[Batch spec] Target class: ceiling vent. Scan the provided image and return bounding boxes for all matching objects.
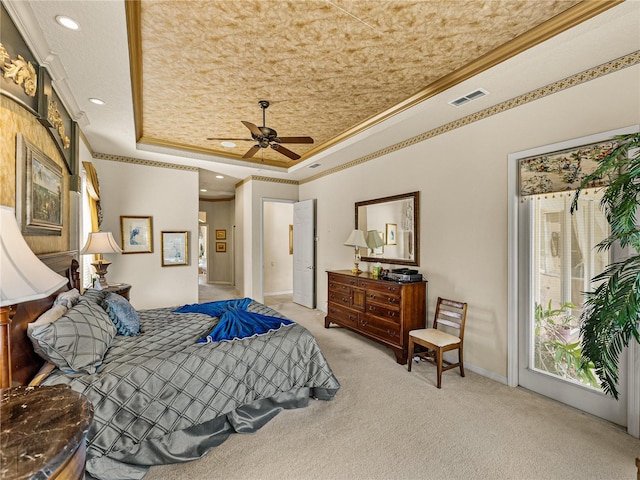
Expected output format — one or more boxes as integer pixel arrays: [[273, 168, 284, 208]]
[[308, 163, 321, 169], [448, 88, 489, 107]]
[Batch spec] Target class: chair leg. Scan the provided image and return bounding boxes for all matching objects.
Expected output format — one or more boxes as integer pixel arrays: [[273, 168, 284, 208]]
[[407, 338, 414, 372], [436, 348, 443, 389], [459, 345, 465, 377]]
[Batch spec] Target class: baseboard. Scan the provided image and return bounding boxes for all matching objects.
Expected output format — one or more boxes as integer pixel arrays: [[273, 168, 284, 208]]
[[264, 290, 293, 296]]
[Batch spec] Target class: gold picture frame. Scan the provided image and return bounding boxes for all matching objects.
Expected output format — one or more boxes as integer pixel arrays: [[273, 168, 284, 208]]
[[215, 229, 226, 240], [216, 242, 226, 253], [120, 216, 153, 254], [386, 223, 397, 245], [161, 231, 188, 266], [289, 224, 293, 255]]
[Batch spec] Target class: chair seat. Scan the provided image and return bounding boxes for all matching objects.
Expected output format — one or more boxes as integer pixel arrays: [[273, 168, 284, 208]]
[[410, 328, 461, 347]]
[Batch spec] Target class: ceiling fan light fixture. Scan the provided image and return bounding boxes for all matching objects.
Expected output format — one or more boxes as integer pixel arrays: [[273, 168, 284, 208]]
[[220, 141, 236, 148]]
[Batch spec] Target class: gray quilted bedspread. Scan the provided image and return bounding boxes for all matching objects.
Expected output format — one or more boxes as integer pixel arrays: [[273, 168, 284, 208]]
[[42, 300, 339, 479]]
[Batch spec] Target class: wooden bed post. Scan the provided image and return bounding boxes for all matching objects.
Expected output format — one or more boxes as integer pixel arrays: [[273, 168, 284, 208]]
[[0, 305, 12, 388]]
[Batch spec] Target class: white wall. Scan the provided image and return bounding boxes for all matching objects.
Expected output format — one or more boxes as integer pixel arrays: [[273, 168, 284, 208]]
[[199, 199, 234, 284], [91, 158, 199, 309], [300, 65, 640, 380], [263, 201, 294, 294]]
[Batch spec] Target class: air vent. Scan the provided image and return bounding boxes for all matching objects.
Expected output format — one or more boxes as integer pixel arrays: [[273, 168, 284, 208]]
[[448, 88, 489, 108], [308, 163, 321, 169]]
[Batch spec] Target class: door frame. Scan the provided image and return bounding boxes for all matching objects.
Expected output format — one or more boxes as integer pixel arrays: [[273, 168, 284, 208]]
[[260, 198, 295, 302], [507, 126, 640, 437]]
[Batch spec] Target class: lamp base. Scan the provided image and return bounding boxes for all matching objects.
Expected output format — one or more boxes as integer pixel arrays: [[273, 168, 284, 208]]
[[351, 262, 362, 275], [91, 260, 111, 288]]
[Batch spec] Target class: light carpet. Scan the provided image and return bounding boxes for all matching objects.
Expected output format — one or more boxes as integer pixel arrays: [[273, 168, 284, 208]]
[[145, 297, 639, 480]]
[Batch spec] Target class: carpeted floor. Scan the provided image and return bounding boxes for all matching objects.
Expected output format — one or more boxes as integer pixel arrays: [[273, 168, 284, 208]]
[[144, 286, 640, 480]]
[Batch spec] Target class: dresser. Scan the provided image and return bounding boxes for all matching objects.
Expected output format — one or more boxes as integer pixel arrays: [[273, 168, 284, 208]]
[[325, 270, 427, 364]]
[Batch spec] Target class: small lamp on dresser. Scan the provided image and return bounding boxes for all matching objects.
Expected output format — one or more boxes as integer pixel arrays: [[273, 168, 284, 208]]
[[0, 206, 68, 388], [80, 231, 122, 287], [344, 229, 369, 274]]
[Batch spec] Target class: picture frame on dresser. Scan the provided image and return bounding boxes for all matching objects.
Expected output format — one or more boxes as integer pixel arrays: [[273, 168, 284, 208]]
[[120, 216, 153, 254], [15, 134, 63, 236]]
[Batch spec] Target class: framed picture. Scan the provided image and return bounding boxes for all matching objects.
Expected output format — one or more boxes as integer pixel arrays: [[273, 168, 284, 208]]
[[386, 223, 397, 245], [161, 231, 188, 266], [215, 229, 226, 240], [15, 134, 63, 236], [216, 242, 226, 253], [120, 216, 153, 253]]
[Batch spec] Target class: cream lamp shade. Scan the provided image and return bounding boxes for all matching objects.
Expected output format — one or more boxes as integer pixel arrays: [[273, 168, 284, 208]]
[[366, 230, 384, 252], [344, 229, 368, 274], [0, 206, 67, 307], [80, 231, 122, 287], [0, 205, 68, 388]]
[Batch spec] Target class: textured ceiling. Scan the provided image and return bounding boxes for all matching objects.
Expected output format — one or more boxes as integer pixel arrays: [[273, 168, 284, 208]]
[[129, 0, 589, 168]]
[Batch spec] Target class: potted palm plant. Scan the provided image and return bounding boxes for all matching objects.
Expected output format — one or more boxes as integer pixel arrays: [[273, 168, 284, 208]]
[[570, 131, 640, 399]]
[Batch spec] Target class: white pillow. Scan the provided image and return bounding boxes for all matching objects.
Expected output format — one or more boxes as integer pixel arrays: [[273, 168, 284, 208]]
[[27, 304, 68, 335], [54, 288, 80, 309]]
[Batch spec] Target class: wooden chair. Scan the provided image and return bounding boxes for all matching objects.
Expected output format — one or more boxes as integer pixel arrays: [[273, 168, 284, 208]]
[[407, 297, 468, 388]]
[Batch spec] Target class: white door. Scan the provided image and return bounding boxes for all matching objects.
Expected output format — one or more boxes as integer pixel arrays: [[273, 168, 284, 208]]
[[293, 199, 315, 308], [517, 192, 627, 426]]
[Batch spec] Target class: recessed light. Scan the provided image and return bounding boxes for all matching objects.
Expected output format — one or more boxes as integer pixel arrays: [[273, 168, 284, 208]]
[[220, 141, 236, 148], [200, 189, 207, 192], [216, 175, 224, 179], [89, 98, 105, 105], [56, 15, 80, 30]]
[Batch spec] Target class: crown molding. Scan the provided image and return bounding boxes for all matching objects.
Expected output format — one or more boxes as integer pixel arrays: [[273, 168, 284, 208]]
[[94, 152, 198, 171]]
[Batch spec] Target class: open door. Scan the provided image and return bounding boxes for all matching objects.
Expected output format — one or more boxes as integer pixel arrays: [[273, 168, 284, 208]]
[[293, 199, 315, 308]]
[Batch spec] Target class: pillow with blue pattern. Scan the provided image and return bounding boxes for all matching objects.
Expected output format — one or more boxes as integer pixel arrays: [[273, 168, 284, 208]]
[[104, 292, 140, 336]]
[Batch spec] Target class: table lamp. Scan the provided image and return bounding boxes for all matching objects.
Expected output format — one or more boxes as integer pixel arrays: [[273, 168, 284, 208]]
[[80, 232, 122, 287], [366, 230, 384, 254], [344, 229, 368, 274], [0, 205, 68, 388]]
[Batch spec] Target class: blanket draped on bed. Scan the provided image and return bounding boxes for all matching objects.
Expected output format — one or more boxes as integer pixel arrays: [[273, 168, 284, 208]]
[[42, 300, 340, 480], [173, 298, 295, 343]]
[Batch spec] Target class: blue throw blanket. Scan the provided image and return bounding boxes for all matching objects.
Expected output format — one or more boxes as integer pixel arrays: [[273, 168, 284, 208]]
[[173, 298, 295, 343]]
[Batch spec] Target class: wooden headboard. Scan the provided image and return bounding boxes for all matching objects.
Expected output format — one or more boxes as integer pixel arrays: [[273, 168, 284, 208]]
[[7, 252, 80, 386]]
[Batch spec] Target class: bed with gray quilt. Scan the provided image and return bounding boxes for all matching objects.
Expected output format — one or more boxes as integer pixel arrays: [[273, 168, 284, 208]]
[[35, 297, 340, 480]]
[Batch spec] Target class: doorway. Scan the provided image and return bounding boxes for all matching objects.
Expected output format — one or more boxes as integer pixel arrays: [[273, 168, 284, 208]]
[[262, 200, 294, 303], [198, 224, 208, 284]]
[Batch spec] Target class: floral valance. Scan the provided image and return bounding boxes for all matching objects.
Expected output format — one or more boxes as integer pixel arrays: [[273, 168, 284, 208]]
[[519, 139, 618, 196]]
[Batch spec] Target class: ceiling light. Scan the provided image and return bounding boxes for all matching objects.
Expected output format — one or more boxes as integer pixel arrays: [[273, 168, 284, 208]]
[[89, 98, 105, 105], [55, 15, 80, 30], [200, 189, 207, 192], [215, 175, 224, 179], [220, 141, 236, 148]]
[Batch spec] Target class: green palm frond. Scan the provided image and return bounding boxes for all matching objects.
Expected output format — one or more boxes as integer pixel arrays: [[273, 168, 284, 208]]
[[571, 132, 640, 399]]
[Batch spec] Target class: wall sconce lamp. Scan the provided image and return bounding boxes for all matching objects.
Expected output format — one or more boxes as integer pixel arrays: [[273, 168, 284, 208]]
[[344, 229, 368, 274], [0, 206, 68, 388], [80, 232, 122, 287]]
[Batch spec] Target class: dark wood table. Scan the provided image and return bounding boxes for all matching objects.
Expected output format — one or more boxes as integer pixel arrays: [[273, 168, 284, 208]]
[[1, 385, 93, 479]]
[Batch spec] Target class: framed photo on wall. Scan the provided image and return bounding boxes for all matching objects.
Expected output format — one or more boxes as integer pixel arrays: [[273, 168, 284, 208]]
[[216, 242, 226, 253], [215, 229, 226, 240], [161, 231, 188, 266], [120, 215, 153, 253], [15, 134, 63, 236], [386, 223, 397, 245]]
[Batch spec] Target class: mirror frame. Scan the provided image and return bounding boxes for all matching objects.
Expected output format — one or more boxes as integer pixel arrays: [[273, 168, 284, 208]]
[[355, 191, 420, 267]]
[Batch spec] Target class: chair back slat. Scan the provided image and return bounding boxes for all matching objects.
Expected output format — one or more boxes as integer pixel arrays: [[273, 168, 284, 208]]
[[437, 318, 461, 330], [433, 297, 468, 341]]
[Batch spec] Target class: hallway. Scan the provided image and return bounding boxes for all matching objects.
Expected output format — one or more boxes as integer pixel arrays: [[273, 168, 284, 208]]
[[198, 280, 293, 307]]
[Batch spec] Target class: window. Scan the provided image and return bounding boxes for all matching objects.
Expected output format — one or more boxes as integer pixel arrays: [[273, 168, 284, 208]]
[[80, 167, 93, 288]]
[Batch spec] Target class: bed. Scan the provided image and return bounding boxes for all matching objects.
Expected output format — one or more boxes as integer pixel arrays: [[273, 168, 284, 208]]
[[6, 253, 340, 480]]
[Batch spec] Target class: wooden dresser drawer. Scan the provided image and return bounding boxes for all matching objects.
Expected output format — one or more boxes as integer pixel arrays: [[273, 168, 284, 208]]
[[328, 290, 351, 308], [360, 315, 400, 342], [327, 303, 359, 327], [365, 289, 400, 308], [365, 302, 401, 323], [358, 279, 401, 296]]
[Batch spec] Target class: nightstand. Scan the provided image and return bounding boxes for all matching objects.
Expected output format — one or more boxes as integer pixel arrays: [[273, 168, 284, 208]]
[[1, 385, 93, 480], [103, 283, 131, 300]]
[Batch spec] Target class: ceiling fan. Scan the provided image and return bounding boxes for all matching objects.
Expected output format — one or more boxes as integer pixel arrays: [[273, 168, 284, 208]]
[[207, 100, 314, 161]]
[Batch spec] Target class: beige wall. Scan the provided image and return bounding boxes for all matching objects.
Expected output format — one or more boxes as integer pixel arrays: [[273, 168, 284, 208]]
[[91, 157, 199, 309], [300, 64, 640, 381], [199, 198, 234, 284], [263, 201, 294, 295]]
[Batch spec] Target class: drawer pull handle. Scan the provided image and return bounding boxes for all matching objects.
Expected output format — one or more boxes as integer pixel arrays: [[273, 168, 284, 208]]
[[388, 312, 396, 318]]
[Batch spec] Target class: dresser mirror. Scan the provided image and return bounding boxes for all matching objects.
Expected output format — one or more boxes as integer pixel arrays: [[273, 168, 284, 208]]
[[355, 191, 419, 267]]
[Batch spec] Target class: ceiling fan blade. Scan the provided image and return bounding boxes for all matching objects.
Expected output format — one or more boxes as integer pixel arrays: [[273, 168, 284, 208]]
[[277, 136, 314, 144], [271, 144, 300, 160], [206, 137, 254, 141], [241, 121, 263, 138], [242, 145, 261, 159]]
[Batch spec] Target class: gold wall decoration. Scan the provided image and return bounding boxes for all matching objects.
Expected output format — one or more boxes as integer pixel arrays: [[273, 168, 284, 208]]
[[47, 99, 70, 149], [0, 42, 37, 97]]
